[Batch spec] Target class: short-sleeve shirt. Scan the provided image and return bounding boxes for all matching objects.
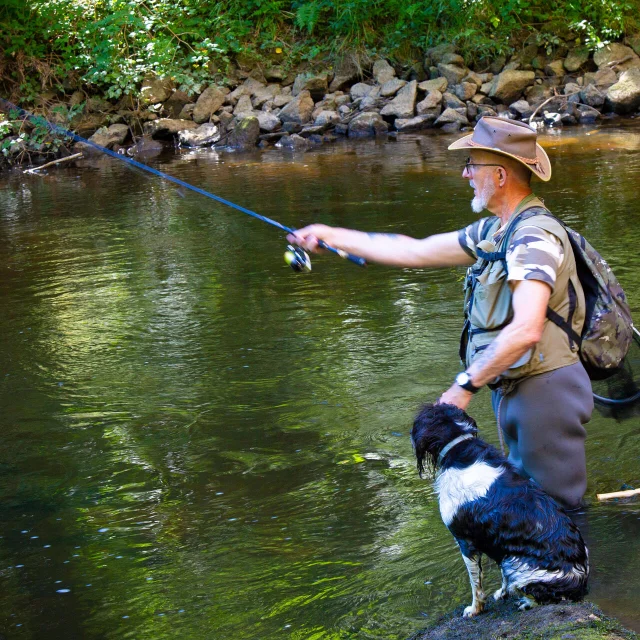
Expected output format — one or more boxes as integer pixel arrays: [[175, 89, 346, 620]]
[[458, 217, 564, 292]]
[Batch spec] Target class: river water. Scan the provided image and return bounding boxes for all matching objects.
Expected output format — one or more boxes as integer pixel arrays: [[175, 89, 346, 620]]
[[1, 124, 640, 638]]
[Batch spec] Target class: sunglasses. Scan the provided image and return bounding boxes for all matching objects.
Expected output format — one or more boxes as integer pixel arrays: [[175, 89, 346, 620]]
[[464, 157, 504, 172]]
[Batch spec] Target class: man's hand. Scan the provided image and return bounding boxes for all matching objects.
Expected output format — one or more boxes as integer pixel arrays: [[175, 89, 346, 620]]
[[438, 384, 473, 410], [286, 224, 332, 254]]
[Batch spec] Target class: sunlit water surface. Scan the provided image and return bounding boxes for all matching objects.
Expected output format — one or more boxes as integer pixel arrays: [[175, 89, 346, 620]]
[[1, 123, 640, 638]]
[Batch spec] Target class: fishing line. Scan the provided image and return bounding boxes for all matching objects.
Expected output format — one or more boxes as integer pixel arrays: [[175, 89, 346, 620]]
[[1, 97, 366, 271]]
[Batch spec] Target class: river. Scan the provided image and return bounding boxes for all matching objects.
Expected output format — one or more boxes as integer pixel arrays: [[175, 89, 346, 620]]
[[1, 123, 639, 638]]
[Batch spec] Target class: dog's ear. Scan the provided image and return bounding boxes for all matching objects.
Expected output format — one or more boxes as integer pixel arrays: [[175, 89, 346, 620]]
[[455, 415, 478, 434]]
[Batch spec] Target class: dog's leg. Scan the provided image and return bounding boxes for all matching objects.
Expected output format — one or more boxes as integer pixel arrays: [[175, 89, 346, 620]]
[[460, 550, 485, 617], [493, 566, 509, 601]]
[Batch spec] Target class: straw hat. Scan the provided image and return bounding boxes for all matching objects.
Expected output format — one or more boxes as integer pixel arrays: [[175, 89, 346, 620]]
[[448, 116, 552, 182]]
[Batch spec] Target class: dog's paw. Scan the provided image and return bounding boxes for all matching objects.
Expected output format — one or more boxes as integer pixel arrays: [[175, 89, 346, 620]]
[[462, 604, 484, 618], [493, 587, 508, 601], [516, 596, 536, 611]]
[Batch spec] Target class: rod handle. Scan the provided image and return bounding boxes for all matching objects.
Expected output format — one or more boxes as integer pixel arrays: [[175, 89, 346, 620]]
[[317, 240, 367, 267]]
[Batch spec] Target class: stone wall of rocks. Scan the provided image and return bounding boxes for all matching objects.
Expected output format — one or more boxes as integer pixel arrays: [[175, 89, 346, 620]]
[[4, 37, 640, 163]]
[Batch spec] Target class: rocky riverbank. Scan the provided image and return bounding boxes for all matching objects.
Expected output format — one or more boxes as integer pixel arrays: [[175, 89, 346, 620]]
[[409, 599, 638, 640], [3, 38, 640, 166]]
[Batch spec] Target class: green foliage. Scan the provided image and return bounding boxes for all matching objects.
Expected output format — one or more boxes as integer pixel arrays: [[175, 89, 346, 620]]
[[1, 0, 639, 102], [0, 106, 80, 165]]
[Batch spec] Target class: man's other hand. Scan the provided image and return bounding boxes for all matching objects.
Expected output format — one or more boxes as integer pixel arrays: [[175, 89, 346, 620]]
[[438, 384, 473, 411]]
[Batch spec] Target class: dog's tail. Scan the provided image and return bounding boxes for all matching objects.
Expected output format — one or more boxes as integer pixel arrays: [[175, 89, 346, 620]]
[[520, 561, 589, 604]]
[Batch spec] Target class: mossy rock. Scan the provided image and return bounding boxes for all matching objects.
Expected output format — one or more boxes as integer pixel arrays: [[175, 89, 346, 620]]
[[408, 600, 637, 640]]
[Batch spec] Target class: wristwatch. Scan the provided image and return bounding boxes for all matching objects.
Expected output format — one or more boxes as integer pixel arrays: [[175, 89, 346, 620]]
[[455, 371, 481, 394]]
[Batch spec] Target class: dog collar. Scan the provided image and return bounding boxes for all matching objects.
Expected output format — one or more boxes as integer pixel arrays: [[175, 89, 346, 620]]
[[438, 434, 475, 466]]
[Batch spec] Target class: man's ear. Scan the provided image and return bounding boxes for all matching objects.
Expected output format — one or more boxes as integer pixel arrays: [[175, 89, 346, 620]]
[[497, 166, 507, 187]]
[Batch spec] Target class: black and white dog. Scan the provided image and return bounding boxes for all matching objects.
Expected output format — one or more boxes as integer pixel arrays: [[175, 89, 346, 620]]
[[411, 403, 589, 617]]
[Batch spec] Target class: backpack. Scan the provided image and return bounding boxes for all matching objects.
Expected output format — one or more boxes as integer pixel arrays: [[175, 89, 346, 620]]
[[475, 206, 634, 380]]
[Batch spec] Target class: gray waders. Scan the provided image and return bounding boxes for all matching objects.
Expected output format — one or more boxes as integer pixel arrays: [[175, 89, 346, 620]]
[[491, 361, 593, 510]]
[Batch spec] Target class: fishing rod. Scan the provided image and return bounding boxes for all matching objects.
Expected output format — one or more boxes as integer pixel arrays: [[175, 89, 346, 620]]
[[0, 98, 366, 272]]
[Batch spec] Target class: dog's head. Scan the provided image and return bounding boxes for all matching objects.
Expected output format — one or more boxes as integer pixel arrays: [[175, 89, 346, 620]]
[[411, 403, 478, 477]]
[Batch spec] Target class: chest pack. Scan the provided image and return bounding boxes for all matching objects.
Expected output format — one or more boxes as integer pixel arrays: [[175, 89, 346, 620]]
[[468, 206, 633, 380]]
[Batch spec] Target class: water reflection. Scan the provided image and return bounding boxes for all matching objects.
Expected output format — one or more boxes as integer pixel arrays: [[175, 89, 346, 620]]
[[1, 122, 639, 638]]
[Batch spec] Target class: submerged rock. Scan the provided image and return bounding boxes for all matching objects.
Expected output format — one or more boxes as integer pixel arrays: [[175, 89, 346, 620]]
[[348, 112, 388, 137], [178, 123, 221, 147], [226, 116, 260, 150]]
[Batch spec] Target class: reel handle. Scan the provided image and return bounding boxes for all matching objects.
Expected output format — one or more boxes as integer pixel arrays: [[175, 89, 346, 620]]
[[317, 240, 367, 267]]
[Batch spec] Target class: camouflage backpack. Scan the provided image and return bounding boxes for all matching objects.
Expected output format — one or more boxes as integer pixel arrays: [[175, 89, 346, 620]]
[[487, 207, 634, 380]]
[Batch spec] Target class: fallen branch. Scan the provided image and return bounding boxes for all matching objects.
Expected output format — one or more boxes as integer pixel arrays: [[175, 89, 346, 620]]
[[597, 488, 640, 501], [606, 55, 633, 69], [24, 152, 83, 174], [528, 91, 580, 124]]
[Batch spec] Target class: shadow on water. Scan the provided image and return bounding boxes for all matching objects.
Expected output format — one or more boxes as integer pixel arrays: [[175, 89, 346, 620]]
[[0, 122, 639, 638]]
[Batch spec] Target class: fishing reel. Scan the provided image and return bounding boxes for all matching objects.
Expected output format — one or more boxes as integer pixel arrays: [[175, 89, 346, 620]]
[[284, 244, 312, 272]]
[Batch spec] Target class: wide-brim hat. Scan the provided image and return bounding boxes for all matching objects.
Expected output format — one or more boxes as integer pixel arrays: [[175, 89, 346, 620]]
[[448, 116, 551, 182]]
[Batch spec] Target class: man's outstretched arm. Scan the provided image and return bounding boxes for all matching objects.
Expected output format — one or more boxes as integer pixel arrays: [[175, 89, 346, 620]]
[[287, 224, 474, 268]]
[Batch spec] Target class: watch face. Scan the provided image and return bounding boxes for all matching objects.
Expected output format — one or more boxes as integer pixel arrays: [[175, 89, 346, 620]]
[[456, 372, 470, 386]]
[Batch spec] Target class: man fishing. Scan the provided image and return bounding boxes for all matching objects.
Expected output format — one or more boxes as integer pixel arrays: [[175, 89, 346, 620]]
[[287, 117, 593, 511]]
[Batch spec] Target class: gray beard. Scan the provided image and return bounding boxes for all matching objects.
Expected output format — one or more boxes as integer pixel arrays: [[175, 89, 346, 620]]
[[471, 180, 496, 214]]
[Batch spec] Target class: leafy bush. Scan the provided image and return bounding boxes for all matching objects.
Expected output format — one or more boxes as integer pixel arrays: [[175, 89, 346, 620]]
[[1, 0, 638, 103]]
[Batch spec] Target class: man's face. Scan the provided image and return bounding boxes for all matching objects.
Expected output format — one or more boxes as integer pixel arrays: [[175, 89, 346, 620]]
[[462, 151, 501, 214]]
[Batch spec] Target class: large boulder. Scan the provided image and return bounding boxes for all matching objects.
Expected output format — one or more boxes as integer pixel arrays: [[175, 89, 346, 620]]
[[564, 48, 590, 72], [88, 124, 130, 149], [416, 90, 443, 114], [454, 82, 477, 101], [434, 108, 468, 126], [606, 68, 640, 114], [70, 113, 110, 136], [253, 84, 281, 108], [348, 112, 388, 138], [579, 84, 605, 108], [373, 59, 396, 85], [583, 67, 618, 88], [426, 43, 457, 65], [228, 77, 266, 104], [292, 72, 329, 101], [380, 80, 417, 119], [226, 116, 260, 150], [437, 63, 468, 85], [489, 70, 535, 104], [329, 55, 362, 92], [410, 600, 636, 640], [419, 77, 448, 93], [545, 59, 565, 77], [143, 118, 198, 138], [256, 112, 281, 132], [508, 99, 533, 120], [278, 90, 314, 125], [593, 43, 640, 72], [193, 86, 228, 123], [163, 91, 192, 118], [314, 110, 340, 127], [178, 123, 221, 147], [233, 94, 254, 116], [380, 78, 407, 97], [140, 75, 173, 104], [350, 83, 375, 100]]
